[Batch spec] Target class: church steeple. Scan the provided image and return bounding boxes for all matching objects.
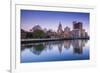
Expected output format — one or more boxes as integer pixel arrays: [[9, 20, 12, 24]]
[[57, 22, 63, 35]]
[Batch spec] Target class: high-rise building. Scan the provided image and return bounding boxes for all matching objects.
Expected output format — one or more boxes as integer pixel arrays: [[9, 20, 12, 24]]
[[71, 29, 81, 38], [71, 21, 86, 38], [72, 40, 84, 54], [73, 21, 83, 30]]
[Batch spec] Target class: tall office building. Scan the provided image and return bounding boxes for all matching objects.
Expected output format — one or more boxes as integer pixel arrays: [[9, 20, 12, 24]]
[[73, 21, 83, 30], [71, 21, 87, 38]]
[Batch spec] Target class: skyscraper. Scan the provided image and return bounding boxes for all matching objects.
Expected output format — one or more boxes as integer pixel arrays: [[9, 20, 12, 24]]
[[73, 21, 83, 30], [71, 21, 88, 38]]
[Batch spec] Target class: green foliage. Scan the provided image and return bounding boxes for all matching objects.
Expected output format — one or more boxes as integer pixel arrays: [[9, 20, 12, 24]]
[[33, 44, 45, 51], [32, 29, 46, 38]]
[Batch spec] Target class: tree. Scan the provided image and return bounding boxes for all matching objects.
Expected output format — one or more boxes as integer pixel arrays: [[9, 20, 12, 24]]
[[32, 29, 46, 38]]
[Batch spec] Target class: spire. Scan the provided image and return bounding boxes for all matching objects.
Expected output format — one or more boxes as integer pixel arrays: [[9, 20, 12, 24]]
[[57, 21, 63, 34]]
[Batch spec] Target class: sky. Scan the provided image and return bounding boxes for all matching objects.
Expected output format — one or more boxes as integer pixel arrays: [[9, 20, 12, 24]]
[[21, 9, 90, 34]]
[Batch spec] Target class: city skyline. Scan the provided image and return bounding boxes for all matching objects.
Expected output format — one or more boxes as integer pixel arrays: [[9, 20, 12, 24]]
[[21, 9, 90, 34]]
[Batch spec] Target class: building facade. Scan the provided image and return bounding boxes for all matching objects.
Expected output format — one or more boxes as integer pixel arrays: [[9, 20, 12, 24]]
[[71, 21, 88, 38]]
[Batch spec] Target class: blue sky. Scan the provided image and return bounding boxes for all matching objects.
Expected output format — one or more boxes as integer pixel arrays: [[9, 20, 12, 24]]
[[21, 9, 89, 34]]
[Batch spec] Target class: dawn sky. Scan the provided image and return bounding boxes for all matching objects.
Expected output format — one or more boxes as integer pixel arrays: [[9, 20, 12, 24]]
[[21, 10, 89, 34]]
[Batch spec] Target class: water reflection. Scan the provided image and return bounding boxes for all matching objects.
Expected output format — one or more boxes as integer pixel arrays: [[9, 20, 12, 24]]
[[21, 40, 89, 63]]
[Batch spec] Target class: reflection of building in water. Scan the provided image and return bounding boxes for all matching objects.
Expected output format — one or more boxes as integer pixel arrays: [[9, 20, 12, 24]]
[[46, 41, 63, 51], [58, 42, 63, 53], [21, 40, 88, 56], [46, 42, 53, 50], [63, 41, 71, 49], [71, 40, 86, 54], [21, 44, 34, 51]]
